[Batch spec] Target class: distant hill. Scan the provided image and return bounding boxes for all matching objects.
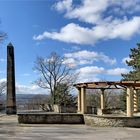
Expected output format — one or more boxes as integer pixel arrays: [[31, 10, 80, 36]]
[[16, 94, 37, 100], [0, 93, 48, 104], [0, 93, 41, 100], [0, 93, 49, 111]]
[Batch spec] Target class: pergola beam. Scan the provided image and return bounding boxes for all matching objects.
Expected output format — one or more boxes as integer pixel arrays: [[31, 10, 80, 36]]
[[74, 81, 140, 89]]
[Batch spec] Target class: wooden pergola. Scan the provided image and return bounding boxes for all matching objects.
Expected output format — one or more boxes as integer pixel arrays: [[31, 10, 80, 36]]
[[74, 81, 140, 117]]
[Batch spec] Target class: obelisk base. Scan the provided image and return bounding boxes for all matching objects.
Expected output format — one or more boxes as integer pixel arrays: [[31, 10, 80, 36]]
[[6, 106, 17, 114]]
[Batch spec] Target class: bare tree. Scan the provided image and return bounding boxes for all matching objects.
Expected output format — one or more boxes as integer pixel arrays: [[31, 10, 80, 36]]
[[0, 22, 7, 108], [0, 81, 6, 97], [34, 52, 77, 104], [25, 94, 50, 110], [0, 31, 6, 43], [86, 89, 100, 107], [0, 21, 7, 43], [104, 90, 121, 109], [86, 89, 122, 109]]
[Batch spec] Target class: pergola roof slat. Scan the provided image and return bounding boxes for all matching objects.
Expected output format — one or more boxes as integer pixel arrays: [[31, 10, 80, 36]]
[[74, 81, 140, 89]]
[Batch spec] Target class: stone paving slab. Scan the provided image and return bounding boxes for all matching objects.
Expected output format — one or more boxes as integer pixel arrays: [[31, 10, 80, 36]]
[[0, 115, 140, 140]]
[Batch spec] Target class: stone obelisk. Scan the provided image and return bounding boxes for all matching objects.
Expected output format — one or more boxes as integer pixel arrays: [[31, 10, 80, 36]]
[[6, 43, 16, 114]]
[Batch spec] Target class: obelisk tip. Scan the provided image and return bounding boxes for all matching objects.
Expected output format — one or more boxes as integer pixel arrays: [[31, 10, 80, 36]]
[[7, 42, 13, 47]]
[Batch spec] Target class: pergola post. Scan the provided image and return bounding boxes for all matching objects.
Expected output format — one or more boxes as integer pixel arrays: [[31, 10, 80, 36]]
[[101, 89, 105, 110], [126, 86, 134, 117], [77, 88, 81, 113], [81, 87, 87, 114], [134, 89, 138, 112]]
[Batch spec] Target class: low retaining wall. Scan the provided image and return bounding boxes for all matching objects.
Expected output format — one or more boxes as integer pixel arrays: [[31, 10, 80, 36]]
[[84, 114, 140, 127], [17, 112, 140, 127], [18, 113, 84, 124]]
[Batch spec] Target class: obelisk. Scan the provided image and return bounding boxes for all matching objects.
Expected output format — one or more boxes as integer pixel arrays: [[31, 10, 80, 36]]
[[6, 43, 16, 114]]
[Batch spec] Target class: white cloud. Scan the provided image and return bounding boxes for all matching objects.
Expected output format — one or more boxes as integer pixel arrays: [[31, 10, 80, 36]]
[[0, 79, 48, 95], [33, 0, 140, 45], [55, 0, 72, 12], [122, 57, 131, 65], [63, 0, 109, 24], [0, 58, 6, 62], [55, 0, 140, 24], [110, 17, 140, 39], [77, 66, 105, 74], [77, 75, 100, 83], [0, 78, 6, 82], [65, 50, 98, 59], [107, 68, 129, 76], [75, 66, 129, 82], [112, 0, 140, 14], [33, 17, 140, 44], [63, 58, 77, 68], [71, 46, 81, 51], [22, 73, 31, 76], [0, 71, 5, 74], [64, 50, 116, 67], [33, 23, 98, 44], [76, 66, 104, 82]]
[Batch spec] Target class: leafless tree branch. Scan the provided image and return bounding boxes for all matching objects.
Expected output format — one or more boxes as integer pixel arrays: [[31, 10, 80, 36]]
[[0, 81, 6, 96], [34, 52, 78, 104]]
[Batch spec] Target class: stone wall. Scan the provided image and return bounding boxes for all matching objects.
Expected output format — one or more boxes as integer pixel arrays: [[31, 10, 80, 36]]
[[84, 114, 140, 127], [53, 105, 77, 113], [18, 113, 84, 124], [18, 112, 140, 127]]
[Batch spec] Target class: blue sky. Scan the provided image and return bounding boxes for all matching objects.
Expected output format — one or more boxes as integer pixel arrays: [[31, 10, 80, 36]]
[[0, 0, 140, 94]]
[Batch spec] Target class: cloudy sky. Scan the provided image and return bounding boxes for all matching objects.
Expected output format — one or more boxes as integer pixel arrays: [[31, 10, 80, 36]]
[[0, 0, 140, 94]]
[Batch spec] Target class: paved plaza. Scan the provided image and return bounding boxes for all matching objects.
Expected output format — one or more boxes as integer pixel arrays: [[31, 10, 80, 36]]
[[0, 115, 140, 140]]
